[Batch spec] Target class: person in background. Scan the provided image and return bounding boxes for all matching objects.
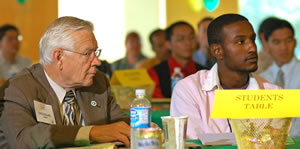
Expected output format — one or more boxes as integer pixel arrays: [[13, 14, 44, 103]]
[[0, 16, 131, 148], [170, 14, 280, 139], [192, 17, 216, 69], [0, 24, 32, 85], [148, 21, 206, 98], [96, 59, 112, 79], [111, 31, 146, 72], [135, 29, 170, 69], [259, 18, 300, 138], [255, 17, 279, 74]]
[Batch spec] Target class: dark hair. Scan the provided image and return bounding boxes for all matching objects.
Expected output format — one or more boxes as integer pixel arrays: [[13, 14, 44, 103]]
[[0, 24, 19, 40], [207, 14, 248, 45], [258, 17, 280, 34], [165, 21, 195, 41], [263, 19, 294, 41], [125, 31, 140, 43], [149, 29, 164, 45], [197, 17, 213, 29]]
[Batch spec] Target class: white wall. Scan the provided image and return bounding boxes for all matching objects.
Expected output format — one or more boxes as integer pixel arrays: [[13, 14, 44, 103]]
[[59, 0, 166, 62]]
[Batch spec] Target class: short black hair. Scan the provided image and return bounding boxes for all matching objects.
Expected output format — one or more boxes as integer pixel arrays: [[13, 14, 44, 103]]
[[207, 14, 248, 45], [197, 17, 213, 29], [165, 21, 195, 41], [0, 24, 19, 41], [149, 29, 164, 45], [263, 19, 294, 41], [258, 17, 280, 34]]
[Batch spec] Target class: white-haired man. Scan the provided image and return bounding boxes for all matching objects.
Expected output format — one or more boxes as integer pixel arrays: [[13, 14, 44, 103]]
[[0, 16, 130, 148]]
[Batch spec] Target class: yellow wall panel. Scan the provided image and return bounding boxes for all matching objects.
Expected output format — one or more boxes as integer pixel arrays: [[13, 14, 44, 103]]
[[0, 0, 58, 62], [166, 0, 238, 30]]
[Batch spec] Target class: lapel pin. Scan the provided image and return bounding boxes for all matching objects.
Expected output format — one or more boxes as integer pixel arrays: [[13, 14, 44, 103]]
[[91, 100, 97, 107]]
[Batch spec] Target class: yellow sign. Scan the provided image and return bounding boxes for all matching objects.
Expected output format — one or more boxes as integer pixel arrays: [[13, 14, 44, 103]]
[[211, 89, 300, 119], [110, 69, 154, 87]]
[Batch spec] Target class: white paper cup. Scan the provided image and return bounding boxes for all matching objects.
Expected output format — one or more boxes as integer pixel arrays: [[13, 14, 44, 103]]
[[161, 116, 188, 149]]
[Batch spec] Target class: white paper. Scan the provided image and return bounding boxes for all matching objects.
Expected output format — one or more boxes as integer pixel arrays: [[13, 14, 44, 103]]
[[197, 133, 236, 146], [34, 100, 56, 125]]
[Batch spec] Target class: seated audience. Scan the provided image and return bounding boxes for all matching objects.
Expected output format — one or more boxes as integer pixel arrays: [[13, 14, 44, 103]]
[[259, 18, 300, 138], [135, 29, 170, 69], [0, 16, 131, 148], [170, 14, 279, 139], [0, 24, 32, 85], [148, 21, 206, 98], [111, 31, 146, 72], [193, 17, 216, 69]]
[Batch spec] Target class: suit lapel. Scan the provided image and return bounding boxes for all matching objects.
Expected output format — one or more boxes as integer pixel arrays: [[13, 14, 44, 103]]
[[76, 88, 107, 125], [31, 64, 63, 125]]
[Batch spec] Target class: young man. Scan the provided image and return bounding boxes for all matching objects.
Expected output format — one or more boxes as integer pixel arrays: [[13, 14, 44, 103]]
[[148, 21, 206, 98], [0, 16, 131, 148], [259, 18, 300, 138], [170, 14, 279, 139], [0, 24, 32, 84], [260, 19, 300, 89], [254, 17, 278, 74]]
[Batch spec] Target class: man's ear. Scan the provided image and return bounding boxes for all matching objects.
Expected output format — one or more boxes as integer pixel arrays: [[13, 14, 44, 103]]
[[210, 43, 223, 60], [52, 48, 64, 69]]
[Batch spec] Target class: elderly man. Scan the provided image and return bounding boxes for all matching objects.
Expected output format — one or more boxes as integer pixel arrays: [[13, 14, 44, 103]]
[[0, 24, 32, 85], [170, 14, 279, 139], [0, 16, 130, 148]]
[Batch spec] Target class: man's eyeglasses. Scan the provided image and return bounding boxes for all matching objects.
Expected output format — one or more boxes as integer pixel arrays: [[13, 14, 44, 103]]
[[62, 48, 102, 59]]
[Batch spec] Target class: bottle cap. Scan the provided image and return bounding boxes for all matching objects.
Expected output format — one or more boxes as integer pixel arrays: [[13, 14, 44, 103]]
[[174, 67, 181, 73], [136, 89, 145, 96]]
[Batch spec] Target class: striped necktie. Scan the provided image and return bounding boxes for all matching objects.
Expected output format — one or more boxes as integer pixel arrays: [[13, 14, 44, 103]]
[[63, 90, 79, 126], [275, 69, 284, 88]]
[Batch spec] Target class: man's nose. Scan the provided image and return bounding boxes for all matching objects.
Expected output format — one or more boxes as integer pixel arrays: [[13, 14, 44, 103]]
[[92, 57, 101, 66]]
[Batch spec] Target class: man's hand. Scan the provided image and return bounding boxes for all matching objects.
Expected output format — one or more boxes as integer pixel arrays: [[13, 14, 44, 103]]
[[90, 121, 130, 147]]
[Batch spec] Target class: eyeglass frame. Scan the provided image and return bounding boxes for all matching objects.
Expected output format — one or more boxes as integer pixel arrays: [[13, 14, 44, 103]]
[[62, 48, 102, 59]]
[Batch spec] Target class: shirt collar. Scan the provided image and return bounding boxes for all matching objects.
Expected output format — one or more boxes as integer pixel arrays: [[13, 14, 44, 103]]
[[44, 70, 67, 104], [202, 63, 260, 91]]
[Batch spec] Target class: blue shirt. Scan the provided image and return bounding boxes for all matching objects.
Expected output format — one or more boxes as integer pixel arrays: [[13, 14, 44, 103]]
[[260, 57, 300, 89]]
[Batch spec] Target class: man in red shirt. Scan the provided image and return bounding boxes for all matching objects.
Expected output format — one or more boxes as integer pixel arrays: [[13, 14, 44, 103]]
[[148, 21, 206, 98]]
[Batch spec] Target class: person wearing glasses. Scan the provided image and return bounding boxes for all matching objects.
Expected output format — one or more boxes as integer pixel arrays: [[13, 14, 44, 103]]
[[148, 21, 206, 98], [0, 24, 32, 85], [0, 16, 130, 148]]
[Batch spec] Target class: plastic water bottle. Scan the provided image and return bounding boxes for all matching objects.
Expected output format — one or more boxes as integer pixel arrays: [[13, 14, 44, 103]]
[[171, 67, 183, 91], [130, 89, 151, 149]]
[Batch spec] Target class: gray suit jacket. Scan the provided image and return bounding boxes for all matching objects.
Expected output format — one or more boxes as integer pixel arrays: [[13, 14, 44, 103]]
[[0, 64, 129, 149]]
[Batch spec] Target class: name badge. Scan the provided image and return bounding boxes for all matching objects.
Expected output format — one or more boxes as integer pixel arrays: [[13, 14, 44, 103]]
[[34, 100, 56, 125]]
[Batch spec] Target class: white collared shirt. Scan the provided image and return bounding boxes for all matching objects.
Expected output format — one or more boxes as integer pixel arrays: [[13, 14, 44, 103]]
[[260, 57, 300, 89]]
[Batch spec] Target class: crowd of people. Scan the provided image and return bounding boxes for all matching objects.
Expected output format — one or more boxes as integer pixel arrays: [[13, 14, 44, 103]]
[[0, 13, 299, 148]]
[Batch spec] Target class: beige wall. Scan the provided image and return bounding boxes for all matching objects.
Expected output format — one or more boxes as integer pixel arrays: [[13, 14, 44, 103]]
[[166, 0, 238, 30], [0, 0, 58, 62]]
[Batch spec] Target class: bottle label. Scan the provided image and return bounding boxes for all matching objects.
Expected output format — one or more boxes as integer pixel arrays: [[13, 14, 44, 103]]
[[130, 107, 151, 128]]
